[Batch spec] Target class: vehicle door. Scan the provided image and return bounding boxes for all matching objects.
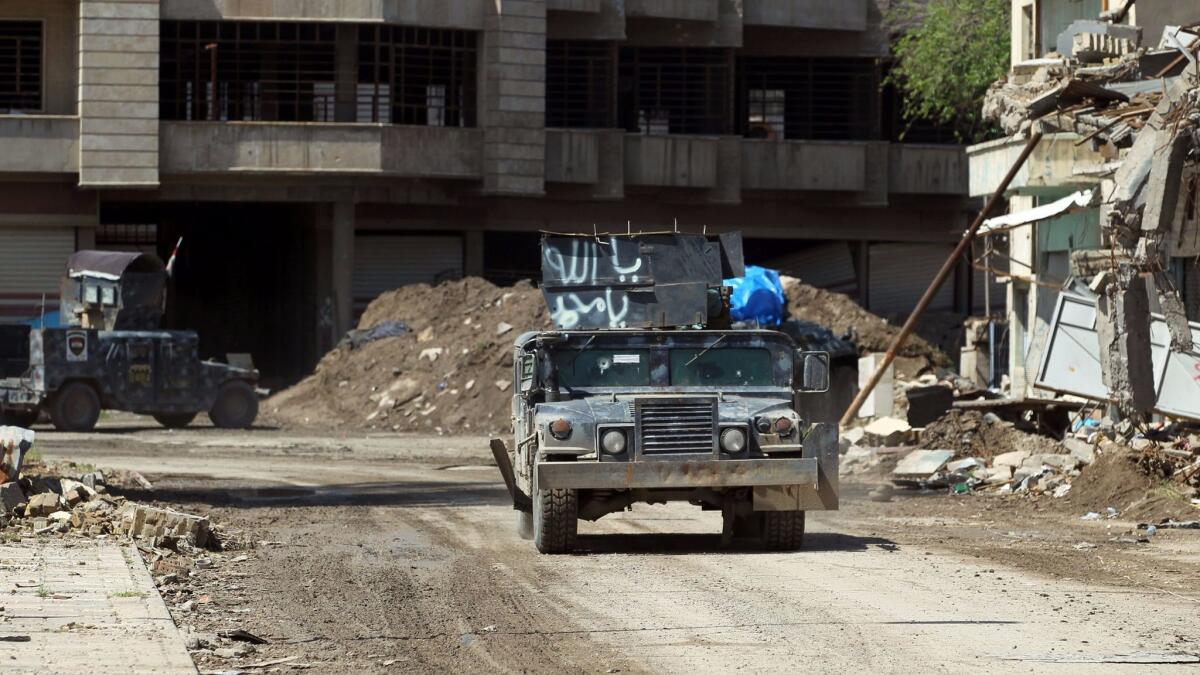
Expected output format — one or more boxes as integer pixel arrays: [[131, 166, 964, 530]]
[[120, 339, 156, 411], [157, 338, 198, 408]]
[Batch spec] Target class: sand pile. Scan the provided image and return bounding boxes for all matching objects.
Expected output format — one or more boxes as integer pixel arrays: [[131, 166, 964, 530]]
[[917, 409, 1063, 461], [266, 278, 552, 436], [781, 276, 951, 368]]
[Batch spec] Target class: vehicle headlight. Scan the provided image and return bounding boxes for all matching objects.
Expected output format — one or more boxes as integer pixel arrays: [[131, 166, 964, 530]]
[[720, 428, 746, 453], [754, 416, 771, 434], [549, 419, 572, 440], [774, 416, 794, 437], [600, 429, 627, 455]]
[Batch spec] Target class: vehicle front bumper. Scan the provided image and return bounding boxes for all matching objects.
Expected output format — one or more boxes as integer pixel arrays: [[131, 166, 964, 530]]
[[537, 457, 819, 491]]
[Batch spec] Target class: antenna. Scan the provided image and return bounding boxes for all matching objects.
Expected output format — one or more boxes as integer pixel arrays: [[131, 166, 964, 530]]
[[673, 218, 678, 233], [627, 220, 631, 235], [39, 293, 46, 329]]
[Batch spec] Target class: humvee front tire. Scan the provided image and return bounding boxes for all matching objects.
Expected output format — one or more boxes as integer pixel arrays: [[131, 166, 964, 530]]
[[532, 467, 577, 554], [153, 412, 198, 429], [50, 382, 101, 432], [761, 511, 805, 551], [210, 381, 258, 429]]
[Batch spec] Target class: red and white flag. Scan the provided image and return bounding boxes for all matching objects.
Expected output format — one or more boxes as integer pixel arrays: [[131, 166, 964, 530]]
[[166, 237, 183, 277]]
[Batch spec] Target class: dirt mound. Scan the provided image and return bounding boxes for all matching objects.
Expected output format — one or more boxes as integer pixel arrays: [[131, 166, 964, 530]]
[[781, 276, 950, 367], [1068, 446, 1199, 521], [266, 278, 551, 436], [917, 409, 1062, 460]]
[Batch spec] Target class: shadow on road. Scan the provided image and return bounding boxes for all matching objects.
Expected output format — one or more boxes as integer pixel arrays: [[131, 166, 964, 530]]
[[117, 479, 510, 509], [575, 530, 898, 555]]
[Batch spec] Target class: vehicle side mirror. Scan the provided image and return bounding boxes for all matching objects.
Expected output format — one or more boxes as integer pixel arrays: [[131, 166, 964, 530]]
[[518, 353, 536, 393], [796, 351, 830, 393]]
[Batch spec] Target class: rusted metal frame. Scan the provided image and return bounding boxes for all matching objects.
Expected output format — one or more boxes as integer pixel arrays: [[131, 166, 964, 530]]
[[839, 131, 1045, 427], [537, 457, 819, 490]]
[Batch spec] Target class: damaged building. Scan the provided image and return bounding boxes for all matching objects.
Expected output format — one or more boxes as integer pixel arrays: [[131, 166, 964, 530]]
[[966, 0, 1200, 410], [0, 0, 976, 386]]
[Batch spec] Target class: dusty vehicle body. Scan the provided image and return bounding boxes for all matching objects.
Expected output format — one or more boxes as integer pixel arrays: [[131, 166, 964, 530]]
[[0, 251, 258, 431], [492, 233, 838, 553]]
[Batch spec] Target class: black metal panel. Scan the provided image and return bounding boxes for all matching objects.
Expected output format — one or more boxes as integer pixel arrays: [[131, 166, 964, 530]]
[[540, 233, 743, 330]]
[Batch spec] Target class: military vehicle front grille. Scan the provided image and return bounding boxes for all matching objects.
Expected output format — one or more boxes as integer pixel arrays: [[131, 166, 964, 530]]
[[636, 398, 717, 456]]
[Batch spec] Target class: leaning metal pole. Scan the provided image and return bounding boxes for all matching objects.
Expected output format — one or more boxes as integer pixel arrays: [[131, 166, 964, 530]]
[[839, 131, 1044, 428]]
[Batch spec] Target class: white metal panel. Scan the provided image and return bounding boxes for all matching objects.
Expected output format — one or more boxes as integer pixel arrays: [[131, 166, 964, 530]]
[[0, 227, 74, 322], [868, 243, 955, 315], [766, 242, 857, 294], [352, 234, 463, 310]]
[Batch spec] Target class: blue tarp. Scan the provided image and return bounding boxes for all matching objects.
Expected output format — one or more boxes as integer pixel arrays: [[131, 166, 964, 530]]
[[724, 266, 786, 327], [21, 311, 63, 329]]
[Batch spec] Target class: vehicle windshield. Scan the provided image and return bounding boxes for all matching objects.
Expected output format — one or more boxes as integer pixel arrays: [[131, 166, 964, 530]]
[[554, 349, 652, 388], [670, 348, 774, 386]]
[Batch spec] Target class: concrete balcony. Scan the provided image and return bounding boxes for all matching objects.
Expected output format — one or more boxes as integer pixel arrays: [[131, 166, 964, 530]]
[[967, 133, 1107, 198], [547, 0, 601, 11], [888, 144, 968, 195], [625, 0, 719, 22], [161, 0, 487, 30], [160, 122, 482, 179], [624, 134, 718, 188], [0, 116, 79, 174], [741, 140, 867, 192], [545, 129, 600, 184], [743, 0, 868, 31]]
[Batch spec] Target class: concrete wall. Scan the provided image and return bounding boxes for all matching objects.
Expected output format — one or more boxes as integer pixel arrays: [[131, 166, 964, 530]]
[[547, 0, 600, 12], [625, 0, 719, 22], [1132, 0, 1199, 48], [481, 0, 547, 195], [744, 0, 868, 31], [160, 122, 482, 177], [741, 140, 867, 192], [78, 0, 161, 187], [544, 129, 598, 183], [160, 0, 487, 29], [623, 135, 718, 188], [0, 0, 78, 115], [889, 145, 968, 195], [967, 133, 1107, 198], [0, 117, 79, 173]]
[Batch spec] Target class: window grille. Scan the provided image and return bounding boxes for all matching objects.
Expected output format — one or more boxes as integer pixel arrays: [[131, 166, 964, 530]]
[[0, 21, 42, 112], [357, 25, 476, 126], [546, 40, 615, 128], [619, 47, 732, 135], [738, 57, 878, 141]]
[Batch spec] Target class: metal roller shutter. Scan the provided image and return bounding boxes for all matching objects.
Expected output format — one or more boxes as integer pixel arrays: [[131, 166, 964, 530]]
[[352, 234, 463, 313], [0, 227, 75, 323], [868, 243, 955, 315], [764, 242, 857, 294]]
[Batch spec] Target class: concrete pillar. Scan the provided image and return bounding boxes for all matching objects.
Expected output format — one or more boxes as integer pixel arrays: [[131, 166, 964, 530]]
[[1096, 268, 1156, 417], [709, 136, 742, 205], [464, 229, 484, 278], [592, 130, 625, 200], [481, 0, 547, 196], [334, 25, 359, 123], [331, 202, 355, 338]]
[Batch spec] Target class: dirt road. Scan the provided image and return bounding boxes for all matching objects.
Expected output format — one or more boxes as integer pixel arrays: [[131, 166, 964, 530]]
[[35, 419, 1200, 673]]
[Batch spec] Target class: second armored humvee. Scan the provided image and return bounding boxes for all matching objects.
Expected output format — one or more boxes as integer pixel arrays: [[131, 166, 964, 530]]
[[492, 233, 839, 553], [0, 251, 258, 431]]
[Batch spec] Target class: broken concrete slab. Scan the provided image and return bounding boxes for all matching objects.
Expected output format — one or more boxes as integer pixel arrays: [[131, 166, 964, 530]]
[[864, 417, 912, 447], [24, 492, 65, 518], [1062, 438, 1097, 465], [892, 449, 954, 480], [993, 450, 1031, 469], [839, 426, 866, 453]]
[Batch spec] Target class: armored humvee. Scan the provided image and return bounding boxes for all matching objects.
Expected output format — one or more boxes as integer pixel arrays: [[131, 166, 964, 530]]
[[0, 251, 258, 431], [491, 233, 838, 553]]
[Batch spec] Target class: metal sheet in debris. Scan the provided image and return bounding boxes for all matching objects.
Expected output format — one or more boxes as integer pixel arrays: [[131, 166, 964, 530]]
[[1036, 291, 1200, 422], [892, 449, 954, 478]]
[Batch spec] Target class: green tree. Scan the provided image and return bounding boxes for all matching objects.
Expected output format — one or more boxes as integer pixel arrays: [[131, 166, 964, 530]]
[[885, 0, 1010, 143]]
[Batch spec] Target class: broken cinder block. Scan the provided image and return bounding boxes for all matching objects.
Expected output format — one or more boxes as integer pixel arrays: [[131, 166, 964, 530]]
[[119, 504, 211, 548]]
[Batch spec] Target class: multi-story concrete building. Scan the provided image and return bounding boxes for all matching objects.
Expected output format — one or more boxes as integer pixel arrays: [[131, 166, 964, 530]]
[[0, 0, 970, 383]]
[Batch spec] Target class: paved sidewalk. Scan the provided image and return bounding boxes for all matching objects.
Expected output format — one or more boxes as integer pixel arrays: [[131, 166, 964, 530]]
[[0, 539, 195, 674]]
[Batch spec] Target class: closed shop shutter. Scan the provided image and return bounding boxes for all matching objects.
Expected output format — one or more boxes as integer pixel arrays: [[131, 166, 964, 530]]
[[868, 243, 955, 315], [0, 227, 74, 322], [352, 234, 463, 313], [764, 242, 857, 294]]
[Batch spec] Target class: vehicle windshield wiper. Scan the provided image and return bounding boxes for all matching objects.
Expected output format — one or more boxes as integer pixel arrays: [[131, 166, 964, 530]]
[[563, 334, 596, 369], [685, 334, 726, 366]]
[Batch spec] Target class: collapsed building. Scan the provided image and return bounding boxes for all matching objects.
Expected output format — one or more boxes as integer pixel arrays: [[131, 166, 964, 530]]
[[966, 0, 1200, 421]]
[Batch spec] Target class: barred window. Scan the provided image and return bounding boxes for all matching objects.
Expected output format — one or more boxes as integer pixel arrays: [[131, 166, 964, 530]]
[[546, 40, 615, 129], [357, 25, 477, 127], [161, 21, 338, 122], [0, 21, 42, 113], [619, 47, 732, 136], [739, 58, 878, 141]]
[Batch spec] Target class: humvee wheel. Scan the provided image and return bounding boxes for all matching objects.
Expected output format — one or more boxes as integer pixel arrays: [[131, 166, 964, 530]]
[[0, 409, 39, 428], [210, 381, 258, 429], [761, 511, 805, 551], [532, 466, 577, 554], [153, 412, 198, 429], [50, 382, 101, 432]]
